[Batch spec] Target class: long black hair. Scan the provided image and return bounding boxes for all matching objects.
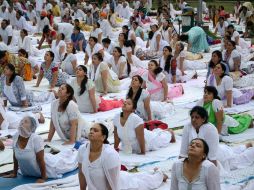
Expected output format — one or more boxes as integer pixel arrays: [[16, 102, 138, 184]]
[[77, 65, 88, 96], [122, 25, 130, 39], [5, 63, 17, 83], [127, 75, 143, 103], [163, 46, 173, 73], [98, 123, 109, 144], [59, 83, 74, 111], [150, 60, 163, 75], [204, 86, 221, 100]]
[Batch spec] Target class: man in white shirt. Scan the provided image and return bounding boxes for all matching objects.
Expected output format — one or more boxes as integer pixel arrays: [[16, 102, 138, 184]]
[[27, 4, 37, 25], [0, 5, 8, 19], [73, 6, 86, 20], [53, 23, 74, 42], [98, 12, 112, 38], [0, 0, 9, 8], [83, 1, 93, 12], [37, 10, 49, 33], [0, 19, 12, 45], [7, 6, 16, 26], [35, 0, 45, 16], [118, 2, 131, 19], [101, 1, 110, 14], [45, 0, 53, 11], [102, 37, 116, 54], [239, 6, 252, 25]]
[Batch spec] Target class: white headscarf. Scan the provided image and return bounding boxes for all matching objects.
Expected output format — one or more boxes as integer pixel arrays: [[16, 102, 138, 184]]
[[18, 116, 38, 138]]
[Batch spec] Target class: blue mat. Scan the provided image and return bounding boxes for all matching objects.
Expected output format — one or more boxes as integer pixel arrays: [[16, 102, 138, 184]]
[[0, 169, 78, 190]]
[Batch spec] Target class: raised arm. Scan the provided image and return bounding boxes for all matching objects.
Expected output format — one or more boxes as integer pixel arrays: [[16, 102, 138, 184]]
[[135, 124, 145, 154], [36, 150, 47, 183]]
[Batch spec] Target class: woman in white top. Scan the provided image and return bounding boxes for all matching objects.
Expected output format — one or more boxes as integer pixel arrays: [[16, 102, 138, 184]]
[[227, 25, 240, 46], [147, 24, 162, 52], [51, 33, 66, 65], [84, 36, 104, 65], [172, 138, 221, 190], [161, 19, 173, 44], [142, 60, 168, 101], [114, 98, 175, 154], [222, 40, 241, 72], [18, 29, 32, 55], [78, 123, 121, 190], [174, 41, 186, 76], [4, 116, 78, 182], [214, 16, 228, 37], [126, 75, 152, 121], [46, 84, 90, 145], [90, 22, 103, 44], [108, 47, 129, 79], [207, 63, 233, 107], [180, 106, 219, 165], [71, 65, 101, 113], [122, 25, 136, 44], [61, 43, 77, 75]]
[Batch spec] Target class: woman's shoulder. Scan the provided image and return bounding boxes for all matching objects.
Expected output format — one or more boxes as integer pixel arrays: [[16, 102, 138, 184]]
[[14, 75, 24, 82], [222, 75, 233, 82], [201, 160, 217, 170]]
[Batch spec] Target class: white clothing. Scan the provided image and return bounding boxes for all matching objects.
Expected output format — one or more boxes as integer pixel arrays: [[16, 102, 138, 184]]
[[61, 53, 77, 75], [35, 0, 44, 12], [142, 72, 166, 101], [115, 4, 123, 15], [56, 23, 74, 42], [113, 113, 172, 154], [71, 78, 101, 113], [13, 133, 78, 178], [4, 84, 19, 104], [0, 25, 12, 45], [0, 104, 9, 130], [0, 41, 8, 51], [18, 36, 32, 54], [73, 9, 86, 20], [108, 56, 128, 78], [7, 10, 16, 26], [180, 122, 219, 160], [27, 10, 36, 23], [0, 9, 8, 19], [161, 28, 172, 44], [231, 31, 240, 43], [51, 99, 91, 141], [104, 42, 116, 54], [171, 159, 221, 190], [45, 3, 53, 11], [215, 21, 228, 36], [15, 16, 30, 31], [119, 6, 131, 19], [207, 75, 233, 106], [176, 51, 186, 69], [37, 17, 50, 33], [222, 49, 241, 71], [90, 28, 103, 39], [150, 31, 161, 52], [78, 142, 120, 190], [99, 19, 112, 38], [51, 40, 66, 63], [85, 43, 103, 59]]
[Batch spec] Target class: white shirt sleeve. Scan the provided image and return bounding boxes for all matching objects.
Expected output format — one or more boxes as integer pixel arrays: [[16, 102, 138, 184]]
[[170, 162, 180, 190], [179, 124, 190, 158], [6, 26, 13, 37], [206, 164, 221, 190], [78, 143, 88, 163], [33, 135, 45, 153], [231, 50, 240, 59], [212, 99, 223, 112], [131, 114, 144, 129], [156, 72, 166, 82], [204, 124, 219, 160], [223, 76, 233, 91]]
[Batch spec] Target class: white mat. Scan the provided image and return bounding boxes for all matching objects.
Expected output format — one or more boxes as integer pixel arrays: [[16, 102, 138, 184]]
[[221, 128, 254, 143]]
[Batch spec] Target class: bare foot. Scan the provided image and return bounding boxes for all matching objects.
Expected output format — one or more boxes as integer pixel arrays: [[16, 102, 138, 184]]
[[163, 174, 168, 182], [167, 129, 176, 143], [246, 142, 253, 148]]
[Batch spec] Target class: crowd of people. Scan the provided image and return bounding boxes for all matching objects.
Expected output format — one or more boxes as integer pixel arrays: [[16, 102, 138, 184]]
[[0, 0, 254, 189]]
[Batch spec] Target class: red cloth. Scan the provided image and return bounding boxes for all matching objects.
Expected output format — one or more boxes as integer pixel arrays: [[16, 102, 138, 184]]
[[98, 98, 124, 111], [144, 120, 168, 131]]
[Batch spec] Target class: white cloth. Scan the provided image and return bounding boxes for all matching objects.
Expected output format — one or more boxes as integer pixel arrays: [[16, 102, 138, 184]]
[[99, 19, 112, 38], [108, 56, 128, 78], [56, 23, 74, 42], [222, 49, 241, 71], [15, 16, 30, 31], [118, 6, 131, 19], [78, 142, 121, 190], [4, 84, 19, 104], [35, 0, 44, 12], [231, 31, 240, 43], [61, 53, 77, 75], [51, 99, 90, 141], [27, 10, 36, 23], [51, 40, 66, 63], [90, 28, 103, 39], [73, 9, 86, 20], [179, 122, 219, 160], [18, 36, 32, 54], [133, 89, 151, 121], [113, 113, 172, 154], [37, 17, 50, 33], [215, 21, 228, 36], [0, 41, 8, 50], [0, 25, 12, 45], [85, 43, 103, 59], [7, 10, 16, 26], [0, 104, 9, 130], [150, 31, 161, 52], [71, 78, 101, 113], [170, 159, 221, 190], [207, 75, 233, 106]]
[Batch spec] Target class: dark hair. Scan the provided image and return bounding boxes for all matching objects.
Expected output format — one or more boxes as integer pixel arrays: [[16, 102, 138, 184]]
[[74, 18, 79, 23], [18, 49, 28, 58], [119, 32, 128, 41], [215, 62, 227, 78], [127, 75, 143, 102], [89, 36, 98, 43], [190, 138, 209, 160], [227, 40, 236, 49], [227, 24, 235, 30], [179, 34, 189, 42], [102, 38, 111, 44], [209, 50, 222, 69], [16, 10, 23, 16], [93, 52, 103, 61], [190, 106, 208, 123], [204, 86, 220, 100], [46, 51, 55, 61], [1, 19, 9, 25], [162, 20, 170, 31], [77, 65, 88, 96], [150, 60, 163, 75], [5, 63, 17, 83], [60, 33, 65, 40], [74, 26, 81, 32], [163, 46, 173, 73], [96, 21, 100, 28], [122, 25, 130, 38], [114, 46, 131, 75], [132, 21, 139, 26], [0, 50, 6, 59], [59, 83, 74, 111], [218, 16, 225, 21], [148, 31, 154, 40], [43, 25, 50, 34], [98, 123, 109, 144], [21, 29, 28, 36]]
